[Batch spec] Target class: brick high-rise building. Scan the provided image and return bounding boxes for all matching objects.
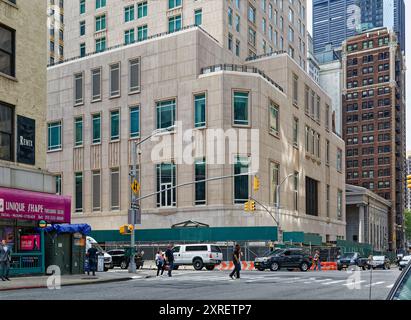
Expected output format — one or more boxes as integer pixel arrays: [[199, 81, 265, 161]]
[[342, 27, 406, 250]]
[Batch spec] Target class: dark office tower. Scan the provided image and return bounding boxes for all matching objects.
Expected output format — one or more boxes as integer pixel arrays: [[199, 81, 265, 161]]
[[342, 28, 406, 250], [313, 0, 405, 55]]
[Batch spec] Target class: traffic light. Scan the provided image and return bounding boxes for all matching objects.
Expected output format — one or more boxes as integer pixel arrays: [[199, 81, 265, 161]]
[[407, 175, 411, 189], [253, 176, 260, 191], [244, 200, 256, 212], [119, 224, 134, 235], [250, 200, 256, 211]]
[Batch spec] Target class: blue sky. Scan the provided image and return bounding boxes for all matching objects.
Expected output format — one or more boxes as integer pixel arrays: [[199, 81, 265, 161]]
[[307, 0, 410, 150]]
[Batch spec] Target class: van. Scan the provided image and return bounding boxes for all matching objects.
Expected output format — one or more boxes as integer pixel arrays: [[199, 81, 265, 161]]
[[172, 244, 223, 270], [86, 236, 113, 271]]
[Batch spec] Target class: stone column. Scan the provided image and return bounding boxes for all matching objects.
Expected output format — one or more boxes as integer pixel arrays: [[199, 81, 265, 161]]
[[358, 205, 365, 243]]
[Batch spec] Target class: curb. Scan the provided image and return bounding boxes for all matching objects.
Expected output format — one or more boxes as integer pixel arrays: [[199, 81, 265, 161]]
[[0, 274, 152, 292]]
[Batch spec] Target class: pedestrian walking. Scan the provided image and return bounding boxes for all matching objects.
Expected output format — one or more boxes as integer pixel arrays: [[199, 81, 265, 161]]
[[0, 239, 11, 281], [165, 244, 174, 277], [155, 250, 165, 277], [229, 244, 242, 279], [86, 244, 98, 276], [313, 250, 321, 271]]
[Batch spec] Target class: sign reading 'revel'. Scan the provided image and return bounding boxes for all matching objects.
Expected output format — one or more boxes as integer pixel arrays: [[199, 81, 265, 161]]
[[0, 187, 71, 223]]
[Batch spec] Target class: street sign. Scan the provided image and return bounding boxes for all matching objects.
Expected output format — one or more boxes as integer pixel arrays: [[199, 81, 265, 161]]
[[131, 179, 140, 194]]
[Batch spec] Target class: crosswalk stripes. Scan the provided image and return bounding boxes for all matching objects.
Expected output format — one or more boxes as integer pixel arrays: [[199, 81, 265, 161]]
[[140, 273, 395, 290]]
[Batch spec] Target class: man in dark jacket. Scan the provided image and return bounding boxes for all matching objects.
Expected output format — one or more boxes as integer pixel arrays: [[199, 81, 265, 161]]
[[229, 244, 242, 279], [0, 239, 12, 281], [87, 244, 98, 276], [165, 244, 174, 277]]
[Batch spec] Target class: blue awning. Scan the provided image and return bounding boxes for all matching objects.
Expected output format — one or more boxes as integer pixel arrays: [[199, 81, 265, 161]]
[[40, 224, 91, 235]]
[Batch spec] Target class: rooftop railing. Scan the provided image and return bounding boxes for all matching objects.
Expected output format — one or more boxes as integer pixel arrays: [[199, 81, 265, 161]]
[[200, 63, 284, 93], [48, 25, 219, 68]]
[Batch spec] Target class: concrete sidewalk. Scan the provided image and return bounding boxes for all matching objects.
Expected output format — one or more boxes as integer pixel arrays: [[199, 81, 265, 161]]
[[0, 271, 150, 291]]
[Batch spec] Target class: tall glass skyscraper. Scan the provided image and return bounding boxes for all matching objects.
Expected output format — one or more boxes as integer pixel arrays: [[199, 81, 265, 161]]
[[313, 0, 405, 55]]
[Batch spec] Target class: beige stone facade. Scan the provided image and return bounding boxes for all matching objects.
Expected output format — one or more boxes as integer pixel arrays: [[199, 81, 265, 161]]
[[0, 0, 47, 170], [47, 26, 346, 242], [62, 0, 307, 69]]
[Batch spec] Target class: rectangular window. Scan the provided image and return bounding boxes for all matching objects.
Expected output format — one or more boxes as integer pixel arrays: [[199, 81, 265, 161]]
[[194, 93, 206, 128], [325, 104, 330, 129], [80, 21, 86, 36], [156, 99, 176, 129], [110, 110, 120, 141], [92, 114, 101, 144], [74, 72, 83, 105], [195, 9, 202, 26], [137, 25, 148, 41], [293, 171, 298, 211], [124, 29, 135, 44], [95, 15, 106, 32], [96, 0, 106, 9], [110, 63, 120, 97], [326, 185, 330, 218], [337, 148, 342, 172], [195, 158, 206, 205], [169, 15, 182, 33], [305, 177, 318, 216], [91, 68, 101, 101], [124, 5, 135, 22], [75, 172, 83, 213], [74, 117, 83, 147], [129, 58, 140, 93], [156, 163, 176, 207], [168, 0, 181, 9], [316, 134, 320, 158], [316, 96, 321, 121], [137, 1, 148, 18], [304, 85, 309, 114], [48, 121, 62, 151], [292, 74, 298, 105], [111, 168, 120, 210], [95, 37, 106, 52], [326, 140, 330, 164], [270, 162, 279, 205], [269, 101, 279, 135], [0, 102, 13, 161], [233, 91, 249, 126], [80, 43, 86, 57], [293, 117, 299, 146], [92, 170, 101, 211], [130, 106, 140, 138], [234, 156, 249, 204], [337, 190, 342, 219], [55, 175, 62, 195], [80, 0, 85, 14]]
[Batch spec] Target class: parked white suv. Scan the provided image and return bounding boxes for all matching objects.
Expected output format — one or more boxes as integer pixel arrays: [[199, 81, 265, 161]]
[[172, 244, 223, 270]]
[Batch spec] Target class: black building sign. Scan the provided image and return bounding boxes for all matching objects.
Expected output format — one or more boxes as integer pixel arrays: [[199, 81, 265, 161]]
[[17, 115, 35, 165]]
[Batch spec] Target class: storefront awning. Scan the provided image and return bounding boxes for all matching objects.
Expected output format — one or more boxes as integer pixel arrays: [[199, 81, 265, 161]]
[[0, 187, 71, 223]]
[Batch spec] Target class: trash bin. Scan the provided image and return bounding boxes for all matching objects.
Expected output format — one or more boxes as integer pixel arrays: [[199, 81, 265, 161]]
[[97, 254, 104, 272]]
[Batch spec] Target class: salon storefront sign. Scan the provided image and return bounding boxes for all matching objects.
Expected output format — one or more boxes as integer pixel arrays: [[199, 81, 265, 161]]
[[0, 187, 71, 223]]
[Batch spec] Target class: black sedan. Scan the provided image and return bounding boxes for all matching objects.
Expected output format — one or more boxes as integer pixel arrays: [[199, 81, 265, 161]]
[[254, 248, 312, 272], [107, 249, 144, 269]]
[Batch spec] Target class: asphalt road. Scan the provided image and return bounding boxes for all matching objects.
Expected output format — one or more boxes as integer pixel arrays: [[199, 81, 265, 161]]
[[1, 268, 401, 300]]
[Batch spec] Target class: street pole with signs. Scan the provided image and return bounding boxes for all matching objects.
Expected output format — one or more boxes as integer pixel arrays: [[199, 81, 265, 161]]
[[129, 141, 139, 273]]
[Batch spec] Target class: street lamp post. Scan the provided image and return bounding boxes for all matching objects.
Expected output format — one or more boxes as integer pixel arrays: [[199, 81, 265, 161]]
[[129, 125, 175, 273], [274, 173, 295, 244]]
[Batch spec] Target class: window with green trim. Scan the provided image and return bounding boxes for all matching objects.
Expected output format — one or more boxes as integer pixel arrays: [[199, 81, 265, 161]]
[[80, 0, 85, 14], [168, 15, 181, 33], [194, 9, 202, 26], [130, 106, 140, 138], [110, 110, 120, 141], [48, 121, 62, 151], [168, 0, 181, 9], [234, 156, 249, 204], [233, 91, 249, 125], [95, 15, 106, 32], [96, 0, 106, 9], [195, 158, 206, 205], [194, 93, 206, 128], [156, 100, 176, 129], [74, 117, 83, 147], [124, 29, 135, 44], [95, 37, 106, 52], [92, 114, 101, 144], [138, 1, 147, 18], [137, 25, 148, 41], [124, 5, 135, 22]]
